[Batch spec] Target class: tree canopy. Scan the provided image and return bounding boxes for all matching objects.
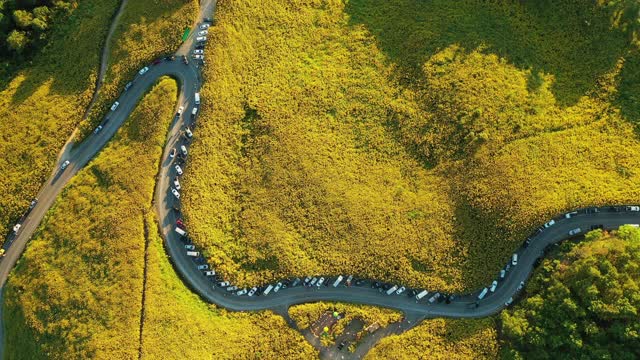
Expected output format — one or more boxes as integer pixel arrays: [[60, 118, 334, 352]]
[[501, 226, 640, 359]]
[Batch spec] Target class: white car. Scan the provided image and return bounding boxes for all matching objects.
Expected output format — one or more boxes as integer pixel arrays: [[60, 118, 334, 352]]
[[177, 106, 184, 115], [110, 101, 120, 111], [236, 288, 248, 296], [500, 269, 506, 279], [180, 145, 188, 156], [199, 23, 210, 30], [396, 286, 406, 295], [197, 264, 209, 270], [196, 36, 207, 42], [197, 30, 208, 36], [316, 277, 325, 287], [204, 270, 215, 276], [490, 280, 498, 292], [627, 206, 640, 212], [569, 228, 582, 236], [12, 224, 21, 234], [173, 177, 181, 190], [193, 49, 204, 55], [139, 66, 149, 75], [516, 281, 525, 291], [543, 219, 556, 228], [226, 286, 238, 292], [274, 282, 283, 292], [60, 160, 70, 170], [175, 165, 183, 175], [185, 244, 195, 250], [185, 128, 193, 138], [504, 297, 514, 306], [193, 54, 204, 60], [93, 125, 103, 134], [171, 187, 180, 199], [169, 148, 176, 158], [248, 287, 258, 296], [564, 211, 578, 219], [218, 281, 230, 287]]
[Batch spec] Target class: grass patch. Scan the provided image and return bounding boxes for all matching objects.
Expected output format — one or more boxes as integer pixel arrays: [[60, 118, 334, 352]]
[[0, 0, 119, 244], [365, 318, 499, 359], [3, 77, 177, 359], [183, 0, 640, 293]]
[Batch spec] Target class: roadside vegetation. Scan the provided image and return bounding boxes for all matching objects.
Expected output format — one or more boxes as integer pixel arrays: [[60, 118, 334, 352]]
[[183, 0, 640, 292], [79, 0, 198, 138], [500, 226, 640, 359], [365, 318, 499, 359], [0, 0, 119, 246], [3, 77, 177, 359]]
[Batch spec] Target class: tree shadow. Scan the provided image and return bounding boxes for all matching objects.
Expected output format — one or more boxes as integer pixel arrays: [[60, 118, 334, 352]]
[[345, 0, 629, 107], [614, 48, 640, 131]]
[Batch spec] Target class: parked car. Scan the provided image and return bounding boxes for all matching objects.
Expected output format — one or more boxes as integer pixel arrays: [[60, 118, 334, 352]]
[[274, 282, 283, 292], [511, 253, 518, 266], [543, 219, 556, 228], [248, 287, 258, 296], [110, 101, 120, 111], [568, 228, 582, 236], [93, 125, 103, 134], [226, 286, 238, 292], [139, 66, 149, 75], [200, 23, 210, 29], [198, 30, 208, 36], [204, 270, 215, 276], [175, 164, 183, 175], [180, 145, 188, 156], [185, 244, 195, 250], [500, 269, 506, 279], [303, 277, 311, 286], [564, 211, 578, 219], [516, 281, 525, 291], [193, 54, 204, 60], [193, 49, 204, 55], [195, 44, 205, 50], [523, 238, 531, 248], [61, 160, 70, 170], [218, 281, 230, 287], [182, 55, 189, 65], [197, 265, 209, 270], [171, 187, 180, 199], [29, 198, 38, 210], [173, 177, 181, 190], [316, 277, 325, 287], [504, 297, 514, 306], [627, 206, 640, 212], [185, 128, 193, 138], [236, 288, 248, 296], [152, 58, 162, 65], [396, 286, 406, 295], [177, 106, 184, 115], [12, 224, 21, 234], [490, 280, 498, 292], [196, 36, 207, 42], [169, 148, 176, 158]]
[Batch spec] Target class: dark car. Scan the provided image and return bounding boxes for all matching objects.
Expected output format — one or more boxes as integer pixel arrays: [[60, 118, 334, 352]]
[[523, 238, 531, 248], [590, 224, 604, 230], [371, 281, 381, 289], [337, 342, 346, 350], [152, 58, 162, 65], [195, 44, 205, 50], [165, 55, 176, 61]]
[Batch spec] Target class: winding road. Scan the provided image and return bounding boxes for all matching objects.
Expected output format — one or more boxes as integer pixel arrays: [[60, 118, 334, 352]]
[[0, 0, 639, 354]]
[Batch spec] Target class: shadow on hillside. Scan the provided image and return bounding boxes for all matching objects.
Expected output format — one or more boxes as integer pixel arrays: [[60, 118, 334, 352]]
[[614, 48, 640, 131], [345, 0, 628, 107]]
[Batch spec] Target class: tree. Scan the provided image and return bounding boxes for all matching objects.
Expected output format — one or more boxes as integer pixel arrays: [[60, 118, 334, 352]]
[[501, 228, 640, 359], [6, 29, 27, 52], [12, 9, 33, 29]]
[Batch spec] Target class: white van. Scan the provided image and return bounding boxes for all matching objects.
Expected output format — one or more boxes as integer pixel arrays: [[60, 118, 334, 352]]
[[477, 287, 489, 300], [415, 290, 428, 301], [511, 253, 518, 266], [386, 285, 398, 295], [332, 275, 344, 287], [186, 251, 200, 257], [175, 227, 186, 236], [194, 92, 200, 104], [263, 284, 274, 295]]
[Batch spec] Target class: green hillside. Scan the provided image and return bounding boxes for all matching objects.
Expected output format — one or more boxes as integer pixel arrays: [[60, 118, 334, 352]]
[[183, 0, 640, 291]]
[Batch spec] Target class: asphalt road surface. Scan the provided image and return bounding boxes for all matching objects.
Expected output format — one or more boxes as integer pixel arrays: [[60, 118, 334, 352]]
[[1, 0, 639, 350]]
